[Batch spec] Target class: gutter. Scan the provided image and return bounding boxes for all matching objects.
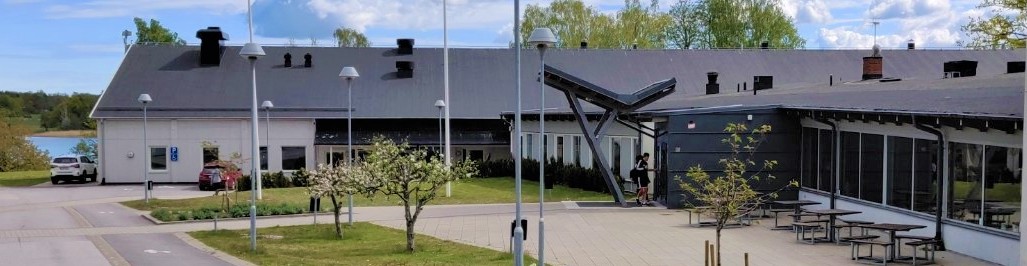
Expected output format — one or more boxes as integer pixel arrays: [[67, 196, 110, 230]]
[[914, 120, 947, 251], [813, 117, 838, 209]]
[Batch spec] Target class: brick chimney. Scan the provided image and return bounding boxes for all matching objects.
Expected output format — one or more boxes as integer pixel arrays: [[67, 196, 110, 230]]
[[862, 44, 883, 80]]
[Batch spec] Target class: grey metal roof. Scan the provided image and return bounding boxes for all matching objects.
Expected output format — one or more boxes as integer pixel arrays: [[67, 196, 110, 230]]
[[92, 45, 1022, 119]]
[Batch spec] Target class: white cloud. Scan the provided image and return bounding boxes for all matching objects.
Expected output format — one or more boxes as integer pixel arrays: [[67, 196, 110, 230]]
[[866, 0, 949, 20], [44, 0, 246, 19], [780, 0, 833, 24]]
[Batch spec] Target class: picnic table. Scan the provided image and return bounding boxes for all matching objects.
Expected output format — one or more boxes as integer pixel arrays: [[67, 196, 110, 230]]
[[772, 200, 821, 222], [805, 209, 861, 242], [858, 223, 927, 262]]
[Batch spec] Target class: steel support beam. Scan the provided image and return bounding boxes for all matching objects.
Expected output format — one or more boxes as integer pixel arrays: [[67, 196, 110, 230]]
[[565, 91, 626, 206]]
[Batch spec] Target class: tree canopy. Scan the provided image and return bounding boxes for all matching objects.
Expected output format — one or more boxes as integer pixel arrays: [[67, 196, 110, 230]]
[[960, 0, 1026, 49], [667, 0, 805, 49], [333, 27, 370, 47], [0, 114, 50, 171], [133, 17, 186, 45]]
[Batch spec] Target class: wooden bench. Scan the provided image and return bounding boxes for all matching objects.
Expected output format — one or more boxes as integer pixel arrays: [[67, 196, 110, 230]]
[[792, 222, 824, 244], [895, 235, 934, 259], [768, 209, 793, 230], [850, 239, 894, 265], [904, 239, 939, 265], [684, 206, 713, 226]]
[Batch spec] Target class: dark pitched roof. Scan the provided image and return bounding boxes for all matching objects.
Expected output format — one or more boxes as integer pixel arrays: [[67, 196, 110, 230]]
[[92, 45, 1022, 119]]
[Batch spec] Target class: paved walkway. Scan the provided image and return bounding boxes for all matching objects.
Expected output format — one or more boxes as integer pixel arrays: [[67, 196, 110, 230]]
[[0, 184, 996, 266]]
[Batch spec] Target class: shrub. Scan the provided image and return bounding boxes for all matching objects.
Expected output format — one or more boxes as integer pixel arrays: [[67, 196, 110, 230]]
[[477, 159, 514, 178], [176, 211, 193, 221], [290, 169, 310, 187], [151, 208, 173, 221]]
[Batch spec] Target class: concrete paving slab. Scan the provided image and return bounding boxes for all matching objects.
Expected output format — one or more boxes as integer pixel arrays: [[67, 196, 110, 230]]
[[103, 233, 232, 266], [0, 207, 79, 230], [0, 236, 109, 266], [73, 203, 151, 227]]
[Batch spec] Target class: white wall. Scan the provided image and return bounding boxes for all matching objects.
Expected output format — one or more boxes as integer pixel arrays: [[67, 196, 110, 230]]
[[98, 118, 315, 183], [516, 120, 655, 179], [313, 145, 511, 166]]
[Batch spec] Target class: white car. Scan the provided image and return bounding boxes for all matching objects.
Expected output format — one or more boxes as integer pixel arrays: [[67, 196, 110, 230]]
[[50, 155, 98, 184]]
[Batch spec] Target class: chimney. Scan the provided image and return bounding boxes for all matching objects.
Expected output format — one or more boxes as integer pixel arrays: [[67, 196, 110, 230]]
[[862, 45, 883, 80], [283, 53, 292, 67], [753, 76, 773, 91], [760, 41, 769, 49], [195, 27, 229, 66], [907, 39, 915, 50], [580, 41, 588, 49], [397, 38, 414, 55], [705, 72, 719, 95], [396, 61, 414, 78], [943, 60, 977, 78], [303, 53, 312, 68], [1008, 61, 1025, 73]]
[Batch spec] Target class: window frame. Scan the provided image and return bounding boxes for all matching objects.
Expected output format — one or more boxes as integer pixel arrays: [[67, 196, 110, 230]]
[[149, 146, 169, 172]]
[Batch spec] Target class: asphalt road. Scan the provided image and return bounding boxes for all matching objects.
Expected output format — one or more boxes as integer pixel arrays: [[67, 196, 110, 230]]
[[104, 234, 233, 266]]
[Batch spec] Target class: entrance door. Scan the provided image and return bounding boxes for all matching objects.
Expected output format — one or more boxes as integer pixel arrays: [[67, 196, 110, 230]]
[[655, 142, 669, 204]]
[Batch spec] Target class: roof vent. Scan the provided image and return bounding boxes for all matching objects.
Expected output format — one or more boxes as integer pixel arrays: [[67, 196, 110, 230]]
[[303, 53, 312, 68], [283, 53, 292, 67], [907, 39, 915, 50], [760, 41, 769, 49], [943, 60, 976, 78], [1007, 61, 1025, 73], [396, 61, 414, 78], [580, 41, 588, 49], [705, 72, 719, 95], [397, 38, 414, 55], [753, 76, 773, 93], [196, 27, 229, 66]]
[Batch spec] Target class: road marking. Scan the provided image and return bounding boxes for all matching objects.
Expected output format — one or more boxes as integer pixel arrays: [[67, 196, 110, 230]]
[[143, 249, 172, 254], [174, 232, 257, 266], [99, 211, 115, 214]]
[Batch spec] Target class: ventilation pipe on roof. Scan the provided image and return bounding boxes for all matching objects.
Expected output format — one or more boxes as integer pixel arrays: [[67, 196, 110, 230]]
[[1007, 61, 1025, 73], [907, 39, 915, 50], [813, 117, 838, 210], [303, 53, 312, 68], [196, 27, 228, 66], [284, 53, 292, 67], [753, 76, 773, 95], [705, 72, 719, 95], [632, 43, 638, 50], [397, 38, 414, 55], [396, 61, 414, 78], [760, 41, 769, 49], [914, 120, 947, 251], [580, 41, 588, 49]]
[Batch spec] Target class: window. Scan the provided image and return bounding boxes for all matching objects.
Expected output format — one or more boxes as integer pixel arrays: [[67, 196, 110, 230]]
[[281, 147, 306, 171], [260, 146, 268, 170], [818, 129, 833, 191], [887, 136, 913, 209], [327, 151, 345, 166], [203, 147, 219, 164], [526, 134, 534, 159], [840, 132, 860, 198], [612, 140, 621, 175], [556, 136, 564, 162], [542, 134, 548, 160], [469, 150, 484, 161], [982, 146, 1021, 231], [573, 136, 581, 167], [150, 146, 167, 171], [913, 139, 938, 213], [949, 142, 984, 222], [860, 134, 884, 203], [800, 128, 818, 189]]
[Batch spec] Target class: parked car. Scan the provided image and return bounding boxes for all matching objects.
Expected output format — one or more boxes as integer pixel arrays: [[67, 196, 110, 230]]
[[198, 162, 240, 191], [50, 155, 98, 184]]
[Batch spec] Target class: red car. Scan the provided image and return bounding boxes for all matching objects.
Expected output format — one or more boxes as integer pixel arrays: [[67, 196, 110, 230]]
[[198, 162, 240, 191]]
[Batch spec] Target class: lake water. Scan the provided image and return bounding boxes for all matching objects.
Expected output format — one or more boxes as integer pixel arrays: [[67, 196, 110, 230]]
[[28, 136, 94, 157]]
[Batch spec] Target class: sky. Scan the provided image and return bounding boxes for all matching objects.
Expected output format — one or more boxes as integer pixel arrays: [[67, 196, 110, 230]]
[[0, 0, 1001, 95]]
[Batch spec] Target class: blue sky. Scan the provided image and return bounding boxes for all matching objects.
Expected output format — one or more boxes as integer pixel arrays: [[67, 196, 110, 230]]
[[0, 0, 992, 95]]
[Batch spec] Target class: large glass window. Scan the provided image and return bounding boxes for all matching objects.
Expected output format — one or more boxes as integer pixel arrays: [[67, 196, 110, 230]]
[[260, 146, 268, 170], [982, 146, 1021, 231], [150, 147, 167, 171], [612, 141, 621, 175], [556, 136, 564, 162], [573, 136, 581, 167], [818, 129, 833, 192], [203, 147, 219, 164], [887, 136, 913, 209], [526, 134, 534, 159], [840, 132, 860, 198], [913, 139, 938, 213], [861, 134, 884, 203], [801, 128, 818, 189], [281, 147, 306, 171], [949, 142, 984, 223]]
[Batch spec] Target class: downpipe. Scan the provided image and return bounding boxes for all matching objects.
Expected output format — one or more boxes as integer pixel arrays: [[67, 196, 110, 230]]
[[914, 121, 946, 251], [813, 118, 838, 209]]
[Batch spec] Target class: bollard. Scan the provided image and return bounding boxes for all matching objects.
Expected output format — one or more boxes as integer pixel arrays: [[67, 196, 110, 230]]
[[704, 240, 710, 266], [745, 253, 749, 266]]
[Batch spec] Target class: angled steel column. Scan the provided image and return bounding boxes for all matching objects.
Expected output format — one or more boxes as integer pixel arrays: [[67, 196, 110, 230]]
[[564, 91, 626, 206]]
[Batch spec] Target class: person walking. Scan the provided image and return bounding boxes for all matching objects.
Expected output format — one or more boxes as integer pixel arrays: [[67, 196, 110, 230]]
[[634, 153, 653, 206]]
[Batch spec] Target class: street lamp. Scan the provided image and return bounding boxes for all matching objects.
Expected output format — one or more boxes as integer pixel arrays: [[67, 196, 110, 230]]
[[262, 100, 273, 177], [339, 66, 359, 226], [137, 93, 151, 203], [434, 100, 445, 154], [528, 27, 556, 266], [122, 30, 132, 53], [512, 1, 525, 265], [239, 41, 265, 252]]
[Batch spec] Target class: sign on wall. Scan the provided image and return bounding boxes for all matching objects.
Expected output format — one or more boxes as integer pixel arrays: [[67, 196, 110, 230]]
[[170, 147, 178, 162]]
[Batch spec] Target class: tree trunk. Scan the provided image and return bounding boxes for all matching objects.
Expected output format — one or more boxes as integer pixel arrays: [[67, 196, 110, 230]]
[[715, 228, 722, 266], [331, 195, 342, 238], [405, 219, 416, 252]]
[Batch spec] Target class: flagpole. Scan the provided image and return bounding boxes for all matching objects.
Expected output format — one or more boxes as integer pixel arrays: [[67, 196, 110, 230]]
[[443, 0, 453, 197]]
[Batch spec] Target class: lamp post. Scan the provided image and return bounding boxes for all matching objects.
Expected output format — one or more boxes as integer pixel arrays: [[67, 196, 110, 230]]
[[442, 0, 453, 198], [262, 100, 273, 180], [137, 93, 151, 203], [340, 66, 359, 226], [240, 0, 264, 252], [122, 30, 132, 53], [527, 27, 556, 266], [434, 100, 445, 154], [512, 1, 524, 265]]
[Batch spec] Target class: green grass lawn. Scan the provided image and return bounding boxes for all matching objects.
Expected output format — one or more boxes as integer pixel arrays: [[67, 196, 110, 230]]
[[189, 223, 537, 266], [123, 177, 610, 213], [954, 181, 1021, 202], [0, 170, 49, 187]]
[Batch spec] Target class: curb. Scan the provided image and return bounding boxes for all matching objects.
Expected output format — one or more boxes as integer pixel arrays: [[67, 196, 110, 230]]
[[174, 232, 257, 266], [141, 212, 330, 225]]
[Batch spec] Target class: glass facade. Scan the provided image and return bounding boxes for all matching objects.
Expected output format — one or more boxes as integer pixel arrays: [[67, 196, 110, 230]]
[[801, 128, 817, 189], [840, 132, 860, 198], [861, 134, 884, 203], [818, 130, 833, 192], [913, 139, 938, 213], [281, 147, 306, 171], [887, 136, 913, 209]]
